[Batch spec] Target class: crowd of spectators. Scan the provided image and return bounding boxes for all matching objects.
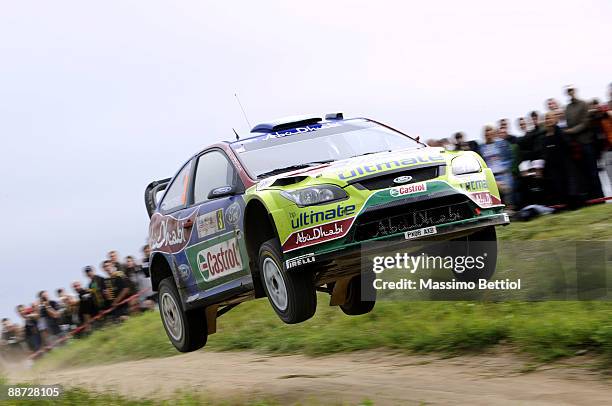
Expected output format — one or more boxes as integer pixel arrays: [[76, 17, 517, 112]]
[[427, 84, 612, 213], [0, 246, 155, 358]]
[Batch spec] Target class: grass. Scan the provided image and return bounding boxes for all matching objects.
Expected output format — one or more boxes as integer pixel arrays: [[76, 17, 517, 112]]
[[35, 204, 612, 370]]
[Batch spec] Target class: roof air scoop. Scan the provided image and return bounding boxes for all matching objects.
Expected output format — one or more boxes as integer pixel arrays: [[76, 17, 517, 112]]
[[250, 115, 323, 133]]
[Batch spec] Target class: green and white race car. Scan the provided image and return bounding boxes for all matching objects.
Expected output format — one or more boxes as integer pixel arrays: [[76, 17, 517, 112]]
[[145, 113, 509, 352]]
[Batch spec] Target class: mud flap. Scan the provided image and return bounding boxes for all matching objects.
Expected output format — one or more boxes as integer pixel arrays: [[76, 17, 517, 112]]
[[329, 276, 353, 306]]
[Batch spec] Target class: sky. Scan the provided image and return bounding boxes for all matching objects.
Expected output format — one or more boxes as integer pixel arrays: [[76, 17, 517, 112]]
[[0, 1, 611, 320]]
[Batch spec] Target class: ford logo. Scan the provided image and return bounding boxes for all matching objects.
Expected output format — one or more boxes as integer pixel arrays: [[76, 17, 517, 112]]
[[393, 175, 413, 184]]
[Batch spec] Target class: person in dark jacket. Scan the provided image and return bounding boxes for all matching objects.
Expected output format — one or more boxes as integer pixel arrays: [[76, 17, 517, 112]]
[[564, 85, 603, 200], [71, 281, 97, 330], [16, 305, 41, 353], [84, 266, 107, 311], [541, 112, 570, 205], [520, 111, 546, 161]]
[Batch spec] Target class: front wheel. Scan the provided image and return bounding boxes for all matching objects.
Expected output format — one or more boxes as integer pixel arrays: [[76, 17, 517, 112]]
[[259, 239, 317, 324], [159, 277, 207, 352]]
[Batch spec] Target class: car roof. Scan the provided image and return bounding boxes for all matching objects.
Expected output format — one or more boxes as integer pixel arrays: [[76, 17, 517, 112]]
[[228, 116, 368, 145]]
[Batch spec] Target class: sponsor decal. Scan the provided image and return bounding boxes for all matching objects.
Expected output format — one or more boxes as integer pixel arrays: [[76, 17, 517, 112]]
[[285, 253, 316, 269], [195, 237, 243, 282], [225, 202, 241, 226], [460, 180, 488, 192], [196, 209, 225, 239], [468, 192, 501, 207], [216, 209, 225, 230], [149, 211, 196, 253], [393, 175, 413, 184], [264, 122, 341, 139], [404, 226, 437, 240], [503, 213, 510, 222], [390, 182, 427, 197], [337, 154, 444, 180], [290, 204, 356, 229], [282, 217, 354, 252], [178, 264, 191, 281]]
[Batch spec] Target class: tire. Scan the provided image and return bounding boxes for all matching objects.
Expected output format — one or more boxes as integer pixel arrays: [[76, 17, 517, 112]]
[[259, 238, 317, 324], [158, 277, 207, 352], [340, 273, 376, 316], [451, 226, 498, 282]]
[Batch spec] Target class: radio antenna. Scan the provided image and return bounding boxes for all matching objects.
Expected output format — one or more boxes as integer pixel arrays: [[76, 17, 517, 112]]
[[234, 93, 252, 129], [232, 128, 240, 141]]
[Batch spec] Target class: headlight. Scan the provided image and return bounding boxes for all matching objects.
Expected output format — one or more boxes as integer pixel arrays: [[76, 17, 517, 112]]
[[452, 155, 481, 175], [281, 185, 347, 206]]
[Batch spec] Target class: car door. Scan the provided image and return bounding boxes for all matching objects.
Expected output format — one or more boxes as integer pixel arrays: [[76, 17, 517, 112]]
[[183, 149, 250, 296]]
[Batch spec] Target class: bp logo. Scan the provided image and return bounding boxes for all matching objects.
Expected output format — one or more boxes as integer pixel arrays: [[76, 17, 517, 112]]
[[195, 237, 243, 282]]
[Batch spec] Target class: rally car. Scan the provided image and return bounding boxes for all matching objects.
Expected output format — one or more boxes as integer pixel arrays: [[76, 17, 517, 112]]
[[145, 113, 509, 352]]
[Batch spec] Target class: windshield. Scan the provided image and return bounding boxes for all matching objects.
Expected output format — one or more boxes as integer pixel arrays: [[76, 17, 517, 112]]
[[231, 120, 421, 178]]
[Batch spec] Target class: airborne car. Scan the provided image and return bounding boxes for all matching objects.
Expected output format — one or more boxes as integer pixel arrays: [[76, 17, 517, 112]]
[[145, 114, 509, 352]]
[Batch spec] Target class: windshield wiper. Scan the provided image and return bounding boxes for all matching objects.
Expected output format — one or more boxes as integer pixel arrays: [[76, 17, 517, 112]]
[[257, 160, 335, 179]]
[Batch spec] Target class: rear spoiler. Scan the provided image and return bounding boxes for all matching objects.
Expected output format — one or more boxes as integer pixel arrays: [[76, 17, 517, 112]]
[[144, 178, 171, 218]]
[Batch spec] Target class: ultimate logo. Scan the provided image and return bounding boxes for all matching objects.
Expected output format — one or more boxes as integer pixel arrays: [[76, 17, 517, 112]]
[[290, 204, 356, 229], [337, 154, 444, 180]]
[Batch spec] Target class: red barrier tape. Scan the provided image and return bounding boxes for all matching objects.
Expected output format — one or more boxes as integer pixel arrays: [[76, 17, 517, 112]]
[[28, 288, 151, 360]]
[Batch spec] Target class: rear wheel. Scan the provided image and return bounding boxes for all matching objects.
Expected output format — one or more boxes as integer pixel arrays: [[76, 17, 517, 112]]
[[340, 273, 376, 316], [259, 239, 317, 324], [451, 226, 498, 282], [159, 277, 207, 352]]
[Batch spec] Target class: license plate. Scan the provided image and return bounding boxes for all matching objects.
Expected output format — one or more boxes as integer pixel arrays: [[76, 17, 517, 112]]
[[404, 226, 437, 240]]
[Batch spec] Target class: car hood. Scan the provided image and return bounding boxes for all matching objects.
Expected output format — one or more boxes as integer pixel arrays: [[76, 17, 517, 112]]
[[256, 147, 451, 190]]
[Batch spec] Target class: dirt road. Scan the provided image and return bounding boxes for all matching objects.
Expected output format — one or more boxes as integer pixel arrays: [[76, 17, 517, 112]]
[[9, 350, 612, 405]]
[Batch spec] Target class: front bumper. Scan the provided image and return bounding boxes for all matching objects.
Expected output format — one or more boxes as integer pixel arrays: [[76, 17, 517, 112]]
[[283, 212, 509, 276]]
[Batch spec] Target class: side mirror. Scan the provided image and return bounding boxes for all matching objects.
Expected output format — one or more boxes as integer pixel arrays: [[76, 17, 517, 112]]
[[207, 185, 236, 199]]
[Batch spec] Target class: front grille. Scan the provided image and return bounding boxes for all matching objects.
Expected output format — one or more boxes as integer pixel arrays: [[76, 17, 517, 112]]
[[352, 195, 472, 242], [354, 165, 442, 190]]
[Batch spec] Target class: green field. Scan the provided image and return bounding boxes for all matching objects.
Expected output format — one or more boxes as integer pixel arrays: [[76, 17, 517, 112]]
[[36, 205, 612, 371]]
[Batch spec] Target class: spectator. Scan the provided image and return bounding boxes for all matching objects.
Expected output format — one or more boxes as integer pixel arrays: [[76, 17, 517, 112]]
[[520, 111, 546, 161], [602, 84, 612, 188], [497, 118, 518, 144], [588, 99, 608, 161], [541, 111, 570, 205], [546, 98, 566, 127], [16, 305, 41, 353], [125, 256, 155, 311], [439, 137, 453, 151], [453, 132, 470, 151], [497, 125, 518, 145], [480, 125, 515, 208], [71, 281, 97, 331], [36, 291, 62, 345], [84, 266, 107, 312], [56, 288, 78, 332], [141, 244, 151, 277], [1, 318, 20, 346], [517, 117, 528, 136], [564, 85, 604, 200], [108, 250, 126, 274], [102, 260, 131, 320]]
